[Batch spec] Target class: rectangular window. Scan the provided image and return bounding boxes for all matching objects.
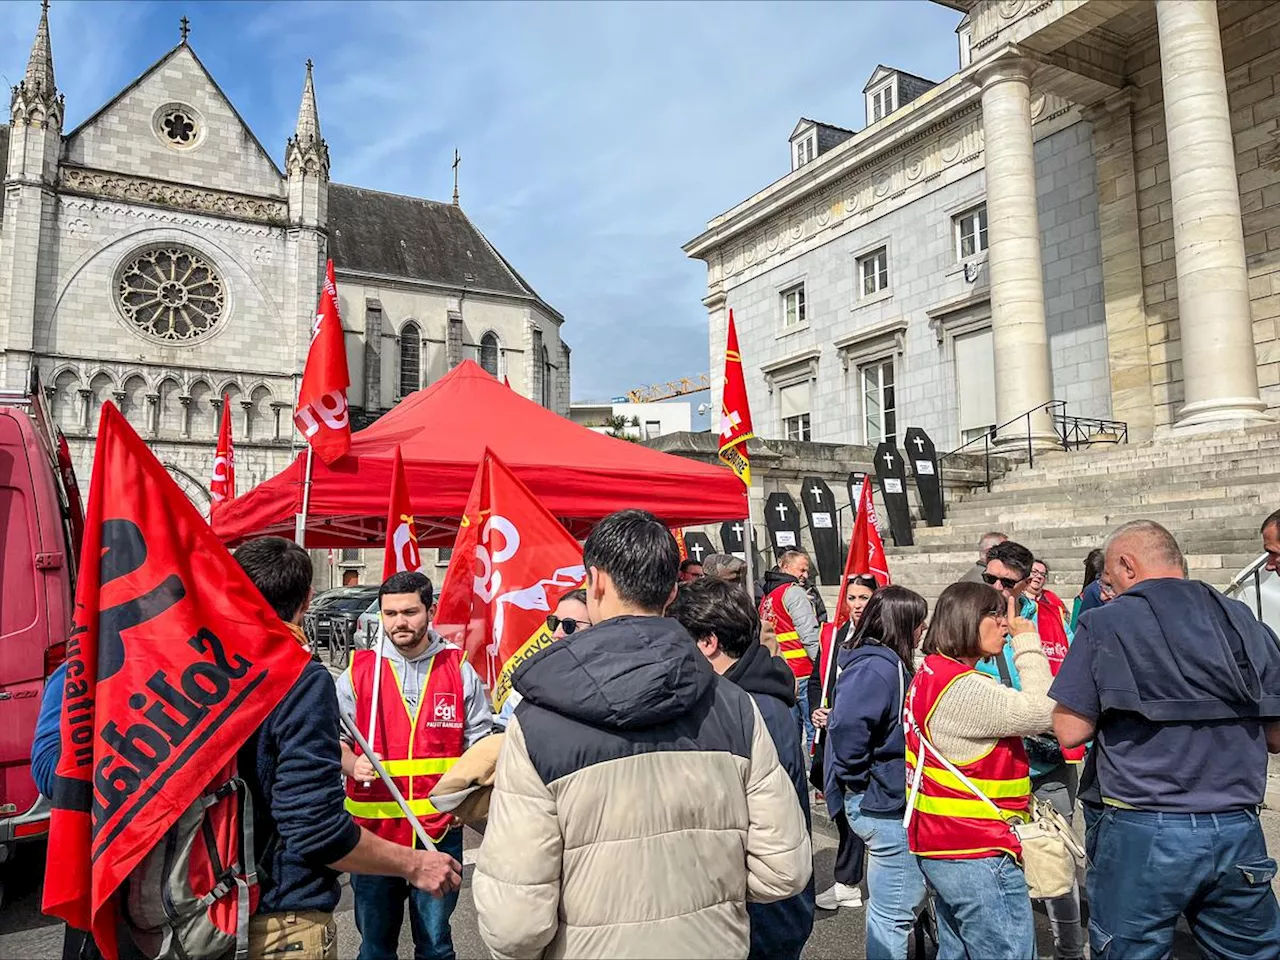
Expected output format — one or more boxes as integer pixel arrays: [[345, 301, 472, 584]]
[[793, 136, 816, 170], [339, 548, 361, 563], [779, 382, 812, 442], [872, 85, 895, 122], [858, 247, 889, 297], [437, 548, 453, 565], [781, 284, 806, 329], [861, 358, 896, 448], [955, 205, 989, 259], [644, 420, 661, 440], [958, 26, 973, 68]]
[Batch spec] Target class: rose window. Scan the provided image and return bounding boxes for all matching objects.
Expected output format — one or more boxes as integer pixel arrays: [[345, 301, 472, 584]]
[[161, 109, 197, 145], [117, 247, 226, 342]]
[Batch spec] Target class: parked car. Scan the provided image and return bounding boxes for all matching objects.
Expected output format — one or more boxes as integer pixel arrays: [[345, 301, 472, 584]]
[[0, 378, 83, 892], [305, 586, 379, 652]]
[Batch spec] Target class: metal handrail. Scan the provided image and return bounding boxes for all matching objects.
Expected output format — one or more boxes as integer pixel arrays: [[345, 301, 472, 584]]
[[938, 400, 1062, 508], [1223, 552, 1269, 621]]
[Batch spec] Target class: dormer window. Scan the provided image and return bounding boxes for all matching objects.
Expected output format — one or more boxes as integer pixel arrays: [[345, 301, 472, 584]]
[[958, 22, 973, 68], [870, 83, 896, 123], [793, 134, 816, 170]]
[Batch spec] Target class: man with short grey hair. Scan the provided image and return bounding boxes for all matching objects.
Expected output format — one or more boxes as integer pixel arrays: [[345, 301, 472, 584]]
[[1051, 519, 1280, 958], [960, 531, 1007, 583]]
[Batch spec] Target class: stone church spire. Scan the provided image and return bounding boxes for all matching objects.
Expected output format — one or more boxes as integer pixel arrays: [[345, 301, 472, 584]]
[[11, 0, 63, 129], [286, 59, 329, 179]]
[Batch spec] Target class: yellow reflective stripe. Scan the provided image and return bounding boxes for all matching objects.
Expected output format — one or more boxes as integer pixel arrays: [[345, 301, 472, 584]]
[[381, 757, 461, 777], [345, 797, 442, 819], [780, 647, 809, 660], [776, 631, 801, 643], [904, 750, 1030, 799], [912, 794, 1030, 822]]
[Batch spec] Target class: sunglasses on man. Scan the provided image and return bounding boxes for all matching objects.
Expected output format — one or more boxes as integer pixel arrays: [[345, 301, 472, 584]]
[[982, 572, 1024, 591], [546, 614, 585, 635]]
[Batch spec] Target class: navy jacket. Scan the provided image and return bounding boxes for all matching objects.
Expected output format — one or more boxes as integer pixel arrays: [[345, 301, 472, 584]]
[[31, 661, 67, 798], [823, 642, 911, 816], [237, 660, 361, 914], [722, 639, 815, 960]]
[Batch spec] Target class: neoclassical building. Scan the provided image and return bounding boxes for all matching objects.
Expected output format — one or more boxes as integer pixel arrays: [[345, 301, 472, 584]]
[[0, 4, 568, 513], [685, 0, 1279, 453]]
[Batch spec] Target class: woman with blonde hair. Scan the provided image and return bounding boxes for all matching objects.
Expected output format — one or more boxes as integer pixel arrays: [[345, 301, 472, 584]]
[[903, 581, 1054, 959]]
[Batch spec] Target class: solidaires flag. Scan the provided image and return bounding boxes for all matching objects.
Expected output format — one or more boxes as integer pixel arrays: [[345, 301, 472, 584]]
[[718, 310, 755, 486]]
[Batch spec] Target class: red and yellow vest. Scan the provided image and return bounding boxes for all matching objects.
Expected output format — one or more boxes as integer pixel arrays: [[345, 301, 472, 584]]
[[343, 646, 466, 846], [904, 654, 1031, 861], [759, 583, 813, 680]]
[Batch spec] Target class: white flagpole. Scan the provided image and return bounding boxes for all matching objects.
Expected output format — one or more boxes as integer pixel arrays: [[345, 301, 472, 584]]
[[743, 485, 757, 596], [362, 627, 385, 789], [294, 445, 315, 546]]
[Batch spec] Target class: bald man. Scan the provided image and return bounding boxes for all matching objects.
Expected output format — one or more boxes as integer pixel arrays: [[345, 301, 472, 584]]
[[1050, 520, 1280, 959], [960, 531, 1007, 584]]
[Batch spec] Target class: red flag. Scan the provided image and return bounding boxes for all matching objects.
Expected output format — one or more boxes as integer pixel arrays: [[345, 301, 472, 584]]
[[209, 394, 236, 519], [673, 527, 688, 562], [503, 376, 511, 388], [718, 310, 754, 486], [835, 476, 891, 628], [383, 447, 422, 576], [43, 404, 311, 959], [433, 449, 584, 710], [293, 260, 351, 464]]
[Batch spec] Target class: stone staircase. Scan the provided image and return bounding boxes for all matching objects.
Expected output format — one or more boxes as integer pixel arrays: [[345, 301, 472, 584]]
[[887, 423, 1280, 607]]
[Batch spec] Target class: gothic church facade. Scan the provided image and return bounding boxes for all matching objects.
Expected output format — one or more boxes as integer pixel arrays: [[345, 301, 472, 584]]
[[0, 5, 569, 515]]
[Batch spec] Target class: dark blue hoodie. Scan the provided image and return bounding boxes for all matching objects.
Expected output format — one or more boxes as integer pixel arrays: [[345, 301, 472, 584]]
[[823, 642, 911, 817]]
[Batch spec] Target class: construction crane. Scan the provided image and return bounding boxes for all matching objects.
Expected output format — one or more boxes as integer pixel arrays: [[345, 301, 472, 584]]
[[618, 373, 711, 404]]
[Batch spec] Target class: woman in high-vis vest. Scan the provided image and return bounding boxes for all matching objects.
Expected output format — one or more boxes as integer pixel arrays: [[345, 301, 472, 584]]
[[809, 575, 877, 911], [903, 582, 1055, 960]]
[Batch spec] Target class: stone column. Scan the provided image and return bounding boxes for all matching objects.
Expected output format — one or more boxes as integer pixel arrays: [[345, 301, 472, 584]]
[[1156, 0, 1267, 427], [977, 52, 1057, 450]]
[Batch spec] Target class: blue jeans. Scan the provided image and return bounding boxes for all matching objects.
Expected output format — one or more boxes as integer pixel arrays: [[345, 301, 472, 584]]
[[1087, 807, 1280, 959], [845, 793, 926, 960], [917, 855, 1035, 960], [793, 679, 815, 757], [351, 829, 464, 960]]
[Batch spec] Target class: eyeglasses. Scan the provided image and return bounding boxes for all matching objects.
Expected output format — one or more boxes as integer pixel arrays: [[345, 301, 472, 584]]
[[546, 615, 586, 635], [982, 573, 1023, 590], [1029, 569, 1047, 580]]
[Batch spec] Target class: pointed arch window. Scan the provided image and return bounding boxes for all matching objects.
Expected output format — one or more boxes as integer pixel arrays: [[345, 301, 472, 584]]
[[399, 321, 421, 398], [480, 332, 500, 378], [541, 346, 553, 408]]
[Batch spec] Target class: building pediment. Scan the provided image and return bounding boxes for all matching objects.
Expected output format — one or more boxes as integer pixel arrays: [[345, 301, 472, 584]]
[[62, 44, 285, 201], [863, 65, 896, 93]]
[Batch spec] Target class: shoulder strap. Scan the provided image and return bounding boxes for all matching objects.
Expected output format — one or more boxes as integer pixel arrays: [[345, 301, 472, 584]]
[[993, 647, 1014, 687], [902, 710, 1006, 829]]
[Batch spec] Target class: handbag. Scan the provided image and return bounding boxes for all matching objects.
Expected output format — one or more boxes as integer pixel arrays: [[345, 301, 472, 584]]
[[903, 717, 1084, 900]]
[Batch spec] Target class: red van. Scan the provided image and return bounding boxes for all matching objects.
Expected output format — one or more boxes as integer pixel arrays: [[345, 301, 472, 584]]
[[0, 378, 82, 885]]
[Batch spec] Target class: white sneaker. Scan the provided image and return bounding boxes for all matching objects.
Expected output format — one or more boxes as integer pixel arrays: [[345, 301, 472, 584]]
[[814, 882, 863, 910]]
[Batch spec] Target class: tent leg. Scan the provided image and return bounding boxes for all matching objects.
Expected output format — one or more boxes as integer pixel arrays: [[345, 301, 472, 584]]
[[295, 446, 315, 547]]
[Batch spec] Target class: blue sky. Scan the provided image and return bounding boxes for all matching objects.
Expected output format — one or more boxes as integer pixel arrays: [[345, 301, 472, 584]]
[[1, 0, 963, 406]]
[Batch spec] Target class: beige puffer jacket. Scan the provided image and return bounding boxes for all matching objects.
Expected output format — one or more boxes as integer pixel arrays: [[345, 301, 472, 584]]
[[472, 615, 812, 960]]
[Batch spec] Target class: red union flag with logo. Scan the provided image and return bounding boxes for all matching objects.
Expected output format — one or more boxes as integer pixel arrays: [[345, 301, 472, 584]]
[[718, 310, 754, 487], [835, 475, 891, 628], [434, 450, 584, 710], [208, 393, 236, 519], [383, 447, 422, 576], [43, 404, 310, 959], [293, 260, 351, 464]]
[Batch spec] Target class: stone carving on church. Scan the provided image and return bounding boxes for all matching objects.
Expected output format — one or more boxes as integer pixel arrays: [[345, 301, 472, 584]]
[[116, 246, 226, 342], [59, 166, 288, 224], [153, 102, 203, 150]]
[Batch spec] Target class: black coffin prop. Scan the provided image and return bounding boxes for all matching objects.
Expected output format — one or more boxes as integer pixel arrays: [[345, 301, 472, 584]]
[[764, 491, 804, 559], [873, 441, 914, 547], [720, 519, 748, 558], [683, 531, 716, 566], [904, 427, 944, 527], [800, 477, 841, 585]]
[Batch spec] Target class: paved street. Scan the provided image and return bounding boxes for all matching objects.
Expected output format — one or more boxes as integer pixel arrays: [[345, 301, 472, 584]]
[[6, 796, 1275, 959]]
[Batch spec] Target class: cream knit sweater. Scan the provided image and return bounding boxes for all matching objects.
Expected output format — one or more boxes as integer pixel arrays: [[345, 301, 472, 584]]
[[926, 633, 1056, 764]]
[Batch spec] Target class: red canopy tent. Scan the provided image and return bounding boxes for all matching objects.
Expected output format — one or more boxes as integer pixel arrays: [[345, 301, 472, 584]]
[[213, 360, 745, 547]]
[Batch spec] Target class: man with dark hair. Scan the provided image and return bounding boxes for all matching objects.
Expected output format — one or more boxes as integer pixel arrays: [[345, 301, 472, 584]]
[[233, 539, 463, 960], [1053, 520, 1280, 957], [960, 531, 1008, 583], [679, 557, 705, 583], [1262, 508, 1280, 573], [337, 570, 491, 960], [980, 539, 1085, 960], [758, 549, 822, 753], [474, 509, 811, 959], [670, 578, 815, 960]]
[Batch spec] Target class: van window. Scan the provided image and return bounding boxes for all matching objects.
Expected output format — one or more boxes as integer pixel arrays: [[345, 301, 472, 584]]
[[0, 485, 38, 637]]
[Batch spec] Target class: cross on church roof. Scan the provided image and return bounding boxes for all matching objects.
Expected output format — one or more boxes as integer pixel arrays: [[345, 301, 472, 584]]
[[180, 15, 190, 44], [452, 149, 461, 207]]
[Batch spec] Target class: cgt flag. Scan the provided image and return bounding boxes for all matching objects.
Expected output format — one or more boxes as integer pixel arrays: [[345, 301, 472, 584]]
[[718, 310, 754, 487], [835, 475, 891, 628], [43, 403, 311, 959], [434, 449, 584, 711], [209, 393, 236, 520], [293, 260, 351, 465], [383, 447, 422, 576]]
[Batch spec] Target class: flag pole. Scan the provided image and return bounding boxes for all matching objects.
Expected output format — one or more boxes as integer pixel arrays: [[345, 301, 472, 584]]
[[363, 627, 385, 788], [743, 486, 757, 596], [295, 445, 315, 546], [340, 710, 436, 851]]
